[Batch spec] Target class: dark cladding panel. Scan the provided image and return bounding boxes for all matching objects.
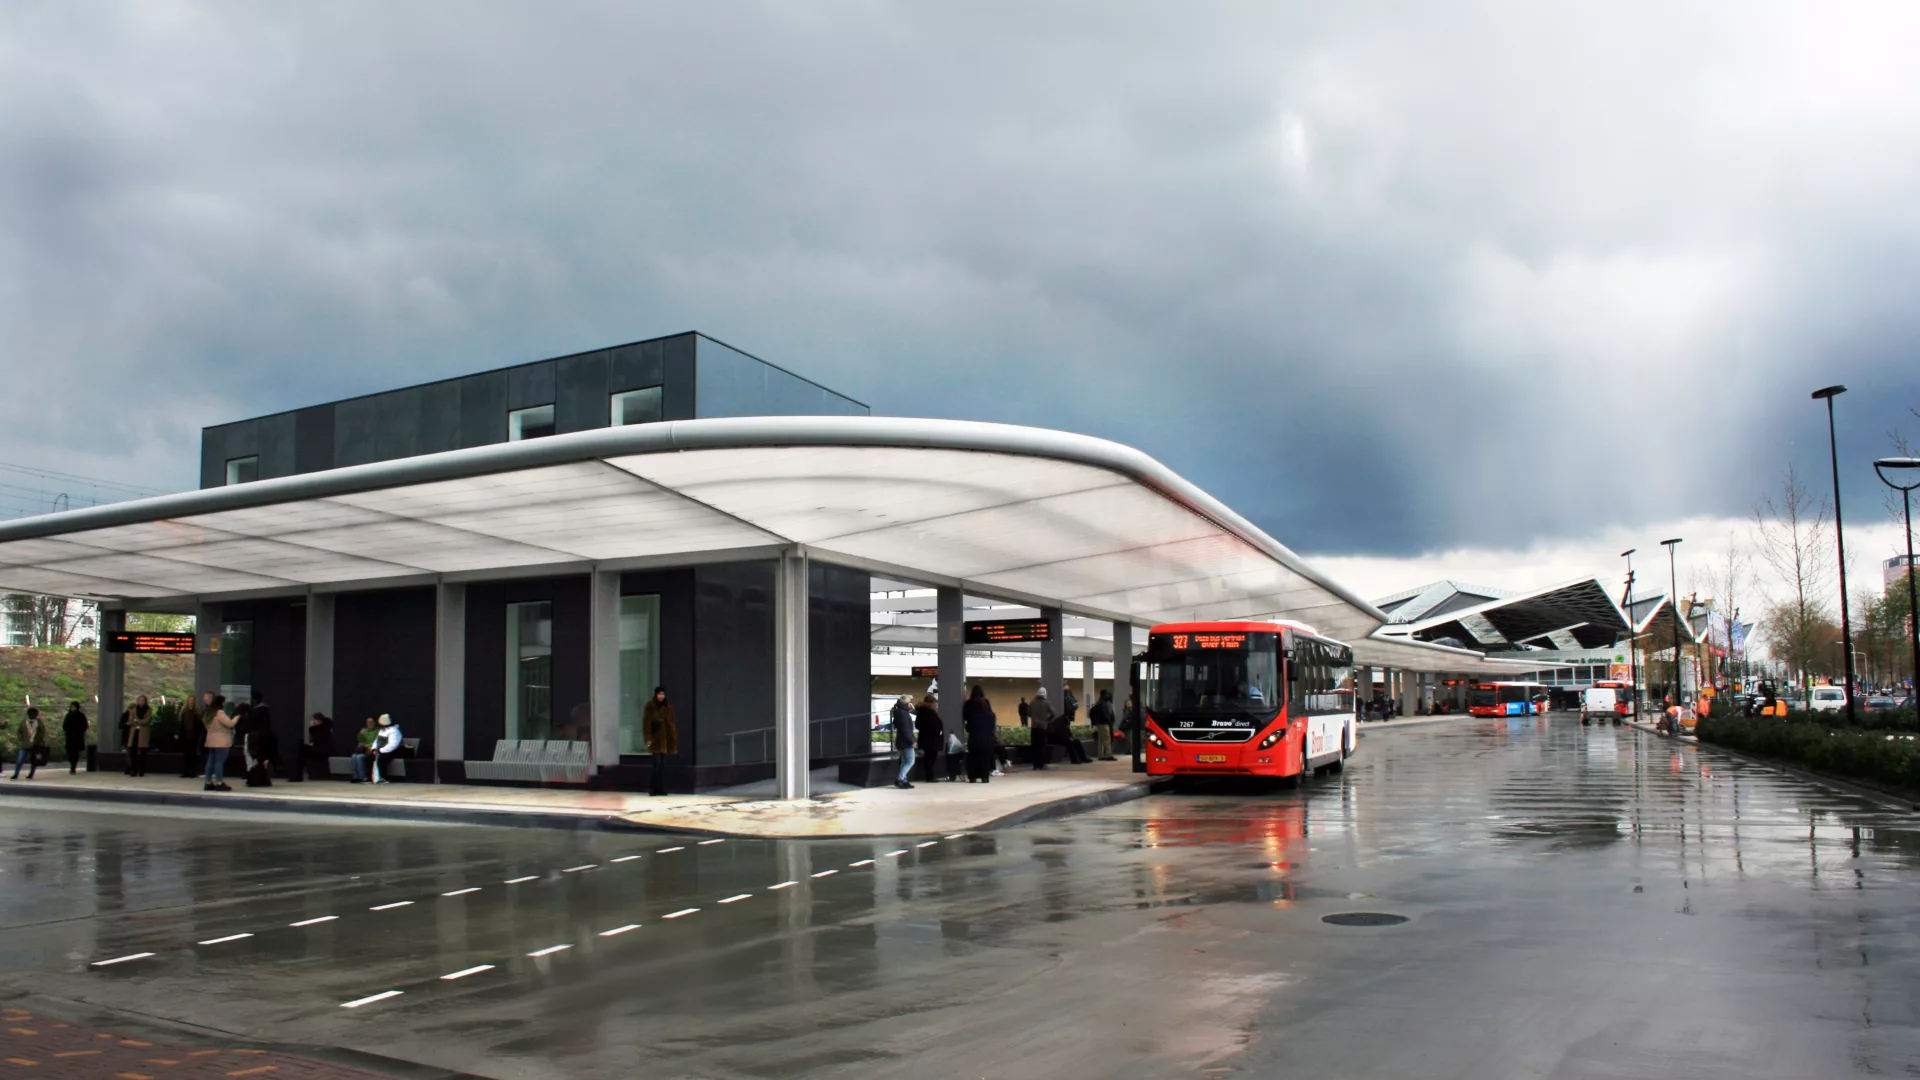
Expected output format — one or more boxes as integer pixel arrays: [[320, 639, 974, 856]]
[[332, 396, 381, 468], [416, 380, 461, 456], [662, 333, 697, 421], [293, 405, 335, 474], [459, 370, 509, 449], [809, 562, 872, 756], [556, 350, 610, 434], [204, 420, 261, 486], [219, 598, 306, 760], [507, 360, 556, 412], [332, 588, 436, 757], [257, 413, 296, 480], [692, 562, 775, 768], [609, 340, 665, 394]]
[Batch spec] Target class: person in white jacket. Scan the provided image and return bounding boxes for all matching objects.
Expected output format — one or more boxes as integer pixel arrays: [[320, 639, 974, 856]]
[[371, 714, 404, 785]]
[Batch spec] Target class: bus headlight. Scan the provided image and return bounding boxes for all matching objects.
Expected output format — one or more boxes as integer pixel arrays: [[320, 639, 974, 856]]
[[1146, 730, 1166, 749], [1257, 729, 1285, 750]]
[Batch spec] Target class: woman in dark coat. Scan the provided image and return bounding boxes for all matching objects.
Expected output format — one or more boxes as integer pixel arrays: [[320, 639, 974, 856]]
[[643, 687, 677, 796], [962, 684, 997, 783], [913, 696, 944, 783]]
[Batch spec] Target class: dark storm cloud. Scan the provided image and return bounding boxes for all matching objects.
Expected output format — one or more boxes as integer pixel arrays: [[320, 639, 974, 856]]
[[3, 1, 1917, 553]]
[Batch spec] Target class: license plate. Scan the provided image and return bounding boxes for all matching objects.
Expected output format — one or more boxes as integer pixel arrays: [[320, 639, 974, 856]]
[[1196, 754, 1227, 763]]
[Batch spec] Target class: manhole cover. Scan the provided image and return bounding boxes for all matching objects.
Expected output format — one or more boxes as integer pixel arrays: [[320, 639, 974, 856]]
[[1321, 912, 1409, 927]]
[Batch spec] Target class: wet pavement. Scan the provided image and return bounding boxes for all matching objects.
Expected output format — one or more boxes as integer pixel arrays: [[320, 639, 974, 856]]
[[2, 717, 1916, 1079]]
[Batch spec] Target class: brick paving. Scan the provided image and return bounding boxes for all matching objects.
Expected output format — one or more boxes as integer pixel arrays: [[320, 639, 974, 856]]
[[0, 1006, 395, 1080]]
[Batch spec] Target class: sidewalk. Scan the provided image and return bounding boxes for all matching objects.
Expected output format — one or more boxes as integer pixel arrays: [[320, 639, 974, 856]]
[[0, 761, 1157, 839]]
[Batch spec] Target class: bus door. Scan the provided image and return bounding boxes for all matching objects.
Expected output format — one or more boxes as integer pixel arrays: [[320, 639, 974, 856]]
[[1130, 652, 1150, 774]]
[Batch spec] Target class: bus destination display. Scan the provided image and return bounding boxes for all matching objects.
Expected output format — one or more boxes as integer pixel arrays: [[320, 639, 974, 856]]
[[963, 618, 1053, 644], [1168, 632, 1248, 650], [106, 631, 196, 655]]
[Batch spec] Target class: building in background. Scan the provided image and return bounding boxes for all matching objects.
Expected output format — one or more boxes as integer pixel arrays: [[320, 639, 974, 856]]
[[1887, 554, 1917, 594]]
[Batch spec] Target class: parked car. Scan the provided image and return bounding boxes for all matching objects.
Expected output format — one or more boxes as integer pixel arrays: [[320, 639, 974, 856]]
[[1864, 695, 1899, 711], [1808, 686, 1848, 713]]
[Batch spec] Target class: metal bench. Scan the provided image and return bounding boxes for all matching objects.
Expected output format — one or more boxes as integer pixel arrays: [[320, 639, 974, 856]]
[[464, 739, 591, 784]]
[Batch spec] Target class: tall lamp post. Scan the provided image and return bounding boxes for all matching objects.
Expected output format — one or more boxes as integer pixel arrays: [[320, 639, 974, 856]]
[[1874, 457, 1920, 704], [1621, 548, 1640, 717], [1812, 384, 1859, 724], [1661, 538, 1684, 729]]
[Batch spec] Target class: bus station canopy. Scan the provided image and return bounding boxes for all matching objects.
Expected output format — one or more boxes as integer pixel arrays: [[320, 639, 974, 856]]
[[1373, 577, 1633, 652]]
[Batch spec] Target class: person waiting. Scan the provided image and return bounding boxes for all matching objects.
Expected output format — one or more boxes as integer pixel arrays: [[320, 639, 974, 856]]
[[62, 702, 89, 774], [370, 714, 403, 784], [200, 696, 236, 791], [890, 694, 916, 789], [12, 708, 47, 780], [349, 717, 380, 783], [914, 695, 944, 783], [292, 712, 333, 782]]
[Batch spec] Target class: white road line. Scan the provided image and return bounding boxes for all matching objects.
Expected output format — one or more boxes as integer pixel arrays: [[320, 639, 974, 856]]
[[697, 839, 725, 845], [611, 855, 642, 863], [662, 908, 699, 919], [562, 864, 597, 873], [527, 944, 572, 958], [945, 833, 967, 839], [767, 881, 797, 890], [884, 850, 909, 858], [717, 894, 751, 904], [197, 933, 253, 946], [290, 916, 338, 927], [916, 841, 938, 848], [341, 990, 403, 1009], [849, 859, 875, 867], [810, 869, 838, 878], [90, 953, 154, 967], [504, 876, 538, 884], [658, 846, 685, 853], [598, 924, 641, 937], [370, 901, 415, 911], [440, 965, 495, 981], [442, 888, 481, 897]]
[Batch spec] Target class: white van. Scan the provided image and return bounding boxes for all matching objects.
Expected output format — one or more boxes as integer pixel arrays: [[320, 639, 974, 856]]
[[1581, 681, 1628, 723], [1808, 686, 1847, 713]]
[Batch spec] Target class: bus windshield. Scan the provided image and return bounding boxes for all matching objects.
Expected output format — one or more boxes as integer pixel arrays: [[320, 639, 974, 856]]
[[1148, 633, 1280, 715], [1468, 686, 1497, 708]]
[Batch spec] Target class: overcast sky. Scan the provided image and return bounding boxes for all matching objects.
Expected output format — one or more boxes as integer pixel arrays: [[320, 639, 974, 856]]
[[5, 1, 1917, 602]]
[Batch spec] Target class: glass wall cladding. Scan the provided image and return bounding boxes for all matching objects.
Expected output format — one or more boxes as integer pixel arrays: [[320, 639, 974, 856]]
[[508, 404, 556, 441], [694, 337, 868, 419], [611, 387, 663, 426], [618, 595, 661, 754], [506, 601, 553, 742], [219, 620, 254, 701], [225, 456, 259, 485]]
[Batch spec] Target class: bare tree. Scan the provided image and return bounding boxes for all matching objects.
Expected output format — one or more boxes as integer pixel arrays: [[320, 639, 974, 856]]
[[1752, 465, 1832, 693], [0, 592, 87, 647], [1690, 532, 1752, 691]]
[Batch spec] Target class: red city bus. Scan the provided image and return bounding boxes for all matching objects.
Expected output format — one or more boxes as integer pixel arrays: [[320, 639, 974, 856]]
[[1467, 681, 1548, 717], [1138, 621, 1357, 782]]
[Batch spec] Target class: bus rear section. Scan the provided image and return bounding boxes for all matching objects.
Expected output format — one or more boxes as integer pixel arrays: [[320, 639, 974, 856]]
[[1468, 682, 1547, 717], [1140, 622, 1356, 780]]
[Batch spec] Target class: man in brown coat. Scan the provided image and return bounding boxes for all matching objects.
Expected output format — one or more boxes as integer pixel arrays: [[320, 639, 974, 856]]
[[643, 686, 677, 796]]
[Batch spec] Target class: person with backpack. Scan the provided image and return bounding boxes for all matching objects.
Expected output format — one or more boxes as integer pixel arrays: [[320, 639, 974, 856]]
[[890, 694, 916, 789], [11, 708, 47, 780]]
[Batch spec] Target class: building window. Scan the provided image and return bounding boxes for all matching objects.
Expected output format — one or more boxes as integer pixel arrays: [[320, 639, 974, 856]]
[[617, 594, 661, 754], [508, 405, 556, 442], [219, 620, 254, 701], [225, 456, 259, 485], [506, 601, 553, 742], [611, 387, 663, 427]]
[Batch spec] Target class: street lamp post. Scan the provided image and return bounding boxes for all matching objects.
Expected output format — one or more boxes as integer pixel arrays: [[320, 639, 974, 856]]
[[1875, 457, 1920, 705], [1661, 538, 1683, 732], [1812, 385, 1859, 724], [1621, 548, 1639, 717]]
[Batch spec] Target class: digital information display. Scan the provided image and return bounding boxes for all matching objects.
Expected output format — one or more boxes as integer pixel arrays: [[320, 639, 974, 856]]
[[106, 631, 196, 655], [963, 618, 1053, 644], [1166, 632, 1248, 650], [910, 666, 939, 678]]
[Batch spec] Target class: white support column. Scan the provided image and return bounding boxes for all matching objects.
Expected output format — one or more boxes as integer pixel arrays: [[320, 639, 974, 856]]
[[1111, 622, 1134, 713], [936, 586, 966, 736], [1040, 607, 1065, 710], [589, 567, 621, 773], [774, 548, 811, 800], [1081, 656, 1096, 706], [97, 609, 126, 754], [304, 593, 335, 724], [435, 581, 466, 783], [1400, 671, 1417, 717]]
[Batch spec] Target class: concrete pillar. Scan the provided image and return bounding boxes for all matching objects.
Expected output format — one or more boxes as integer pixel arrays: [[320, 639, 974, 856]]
[[1039, 607, 1065, 716], [434, 581, 466, 782], [1111, 622, 1134, 713], [1358, 665, 1372, 712], [1081, 657, 1096, 707], [97, 608, 126, 754], [1399, 671, 1416, 717], [195, 602, 220, 705], [936, 586, 965, 736], [773, 548, 811, 800], [304, 593, 335, 725], [1453, 678, 1467, 709], [589, 568, 621, 771]]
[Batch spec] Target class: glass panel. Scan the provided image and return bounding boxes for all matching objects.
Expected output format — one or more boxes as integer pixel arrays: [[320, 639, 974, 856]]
[[508, 405, 556, 441], [505, 601, 553, 741], [225, 456, 259, 485], [617, 594, 661, 754], [694, 337, 868, 418], [611, 387, 663, 426], [1146, 633, 1279, 714], [219, 620, 254, 701]]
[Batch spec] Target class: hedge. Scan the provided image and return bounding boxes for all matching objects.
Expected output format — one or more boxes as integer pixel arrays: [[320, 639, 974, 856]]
[[1697, 715, 1920, 793]]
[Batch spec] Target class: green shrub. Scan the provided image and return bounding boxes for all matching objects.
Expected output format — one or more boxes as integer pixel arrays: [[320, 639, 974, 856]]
[[1698, 715, 1920, 792], [993, 724, 1099, 747]]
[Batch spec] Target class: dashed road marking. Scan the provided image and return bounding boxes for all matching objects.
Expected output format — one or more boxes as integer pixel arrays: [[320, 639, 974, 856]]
[[527, 944, 572, 958], [697, 839, 725, 846], [369, 901, 414, 911], [662, 908, 699, 919], [916, 841, 938, 848], [849, 859, 875, 867], [717, 894, 751, 904], [767, 881, 797, 890], [90, 954, 153, 967], [196, 934, 253, 946], [598, 924, 640, 937], [440, 965, 494, 981], [884, 850, 909, 858], [810, 869, 838, 878], [504, 876, 538, 884], [612, 855, 642, 863], [289, 916, 337, 927], [340, 990, 402, 1009], [945, 833, 967, 839], [441, 888, 481, 897], [657, 846, 685, 853], [562, 864, 597, 873]]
